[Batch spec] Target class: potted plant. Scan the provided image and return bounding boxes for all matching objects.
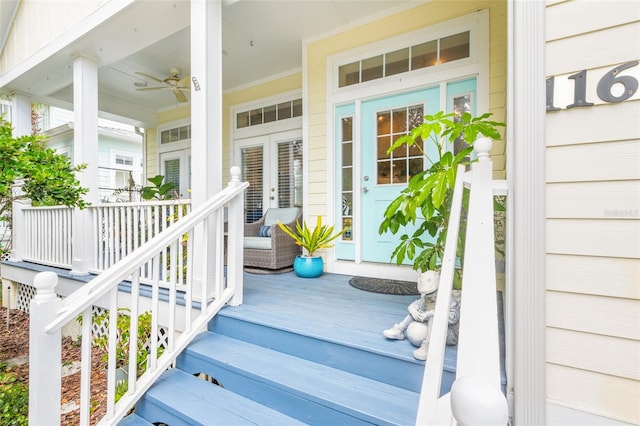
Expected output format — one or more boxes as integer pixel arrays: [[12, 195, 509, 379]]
[[278, 216, 345, 278], [378, 111, 505, 288]]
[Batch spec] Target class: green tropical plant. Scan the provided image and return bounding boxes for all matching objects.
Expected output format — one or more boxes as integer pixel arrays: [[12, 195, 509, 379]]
[[278, 216, 345, 257], [378, 111, 505, 287], [140, 175, 177, 200], [0, 115, 88, 216], [0, 363, 28, 425]]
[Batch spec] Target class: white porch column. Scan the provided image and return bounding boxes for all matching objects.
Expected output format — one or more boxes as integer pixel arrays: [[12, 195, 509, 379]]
[[70, 55, 99, 275], [507, 0, 547, 424], [190, 0, 223, 300], [10, 91, 31, 137]]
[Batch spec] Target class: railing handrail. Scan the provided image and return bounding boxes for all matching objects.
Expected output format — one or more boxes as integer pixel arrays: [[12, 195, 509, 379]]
[[22, 204, 73, 211], [416, 164, 466, 424], [45, 180, 247, 335], [88, 199, 192, 208]]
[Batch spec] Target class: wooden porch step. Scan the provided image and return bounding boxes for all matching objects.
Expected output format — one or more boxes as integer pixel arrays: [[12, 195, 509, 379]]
[[117, 412, 155, 425], [210, 306, 457, 395], [124, 368, 306, 426], [175, 331, 420, 425]]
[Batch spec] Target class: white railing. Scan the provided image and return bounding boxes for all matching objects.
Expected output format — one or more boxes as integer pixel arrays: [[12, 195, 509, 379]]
[[90, 199, 191, 275], [415, 138, 508, 425], [28, 167, 248, 426], [21, 205, 74, 268]]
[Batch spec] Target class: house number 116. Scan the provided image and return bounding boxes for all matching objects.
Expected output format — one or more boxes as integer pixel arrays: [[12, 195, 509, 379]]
[[546, 60, 639, 111]]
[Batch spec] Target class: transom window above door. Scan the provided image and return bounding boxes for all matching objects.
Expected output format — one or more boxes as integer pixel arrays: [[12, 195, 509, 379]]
[[236, 98, 302, 129], [338, 31, 470, 88]]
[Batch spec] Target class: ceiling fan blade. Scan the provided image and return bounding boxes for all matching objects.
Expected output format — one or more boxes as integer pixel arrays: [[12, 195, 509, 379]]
[[135, 72, 165, 84], [136, 86, 167, 91], [174, 88, 188, 103]]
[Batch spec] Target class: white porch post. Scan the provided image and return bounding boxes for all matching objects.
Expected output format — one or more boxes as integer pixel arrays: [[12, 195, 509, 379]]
[[507, 0, 547, 424], [190, 0, 223, 300], [70, 55, 99, 275], [10, 91, 31, 137]]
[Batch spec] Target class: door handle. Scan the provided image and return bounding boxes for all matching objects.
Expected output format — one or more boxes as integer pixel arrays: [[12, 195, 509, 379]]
[[363, 186, 369, 193]]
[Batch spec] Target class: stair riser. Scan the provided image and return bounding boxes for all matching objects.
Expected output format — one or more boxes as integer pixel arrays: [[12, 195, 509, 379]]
[[177, 351, 389, 426], [135, 398, 200, 426], [209, 314, 432, 393]]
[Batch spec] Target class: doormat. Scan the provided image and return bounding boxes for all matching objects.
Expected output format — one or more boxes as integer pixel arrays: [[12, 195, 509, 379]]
[[349, 276, 419, 295], [244, 266, 294, 275]]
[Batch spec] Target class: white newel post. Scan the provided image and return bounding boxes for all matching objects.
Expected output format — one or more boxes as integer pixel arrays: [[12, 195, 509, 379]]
[[450, 138, 508, 426], [29, 271, 62, 425], [70, 55, 99, 275], [9, 182, 27, 262], [227, 167, 245, 306]]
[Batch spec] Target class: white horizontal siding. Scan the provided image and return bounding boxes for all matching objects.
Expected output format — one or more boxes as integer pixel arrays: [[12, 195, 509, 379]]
[[546, 140, 640, 183], [547, 181, 640, 219], [547, 254, 640, 299], [546, 101, 640, 147], [547, 291, 640, 340], [546, 0, 640, 42], [547, 219, 640, 258], [547, 363, 640, 424], [545, 2, 640, 423], [546, 22, 640, 76], [547, 327, 640, 380]]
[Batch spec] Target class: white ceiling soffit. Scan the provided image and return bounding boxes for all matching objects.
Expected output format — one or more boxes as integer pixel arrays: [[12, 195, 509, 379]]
[[1, 0, 414, 126]]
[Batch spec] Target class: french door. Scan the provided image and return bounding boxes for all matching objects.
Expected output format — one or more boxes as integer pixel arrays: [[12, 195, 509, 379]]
[[235, 130, 303, 222]]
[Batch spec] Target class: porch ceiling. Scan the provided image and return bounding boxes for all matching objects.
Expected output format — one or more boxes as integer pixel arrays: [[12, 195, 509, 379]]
[[0, 0, 414, 127]]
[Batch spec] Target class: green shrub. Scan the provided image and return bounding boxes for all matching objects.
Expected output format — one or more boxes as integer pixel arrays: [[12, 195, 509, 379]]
[[0, 363, 29, 426]]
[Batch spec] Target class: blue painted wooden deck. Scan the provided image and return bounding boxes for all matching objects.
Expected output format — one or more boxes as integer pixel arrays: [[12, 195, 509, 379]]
[[236, 269, 456, 371]]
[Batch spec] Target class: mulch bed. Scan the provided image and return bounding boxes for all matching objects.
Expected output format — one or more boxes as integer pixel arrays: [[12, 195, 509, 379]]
[[1, 307, 108, 425]]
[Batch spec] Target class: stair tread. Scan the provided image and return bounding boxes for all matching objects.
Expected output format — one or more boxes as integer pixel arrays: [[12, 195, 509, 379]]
[[144, 368, 307, 425], [182, 331, 419, 425], [118, 413, 155, 425]]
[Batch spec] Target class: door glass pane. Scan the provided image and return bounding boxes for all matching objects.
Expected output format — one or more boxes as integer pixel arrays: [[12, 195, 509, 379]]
[[164, 158, 181, 197], [452, 94, 473, 157], [376, 104, 423, 184], [340, 117, 354, 241], [277, 140, 303, 208], [241, 146, 264, 222]]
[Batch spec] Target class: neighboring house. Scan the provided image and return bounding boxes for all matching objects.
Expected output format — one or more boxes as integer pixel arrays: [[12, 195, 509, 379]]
[[0, 0, 637, 424], [42, 122, 143, 202]]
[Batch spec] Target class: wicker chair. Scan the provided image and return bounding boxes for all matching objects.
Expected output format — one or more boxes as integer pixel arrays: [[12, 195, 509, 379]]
[[244, 208, 302, 270]]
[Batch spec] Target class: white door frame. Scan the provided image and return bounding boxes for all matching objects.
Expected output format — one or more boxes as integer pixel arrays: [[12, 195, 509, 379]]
[[324, 10, 489, 281]]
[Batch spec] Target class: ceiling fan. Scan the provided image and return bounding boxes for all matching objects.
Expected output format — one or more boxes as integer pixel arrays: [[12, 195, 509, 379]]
[[135, 67, 190, 103]]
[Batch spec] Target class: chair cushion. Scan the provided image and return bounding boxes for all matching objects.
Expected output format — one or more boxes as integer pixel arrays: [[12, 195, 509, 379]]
[[244, 236, 272, 250], [264, 208, 299, 226]]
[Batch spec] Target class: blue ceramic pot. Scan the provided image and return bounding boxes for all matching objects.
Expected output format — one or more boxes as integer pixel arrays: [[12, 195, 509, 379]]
[[293, 255, 324, 278]]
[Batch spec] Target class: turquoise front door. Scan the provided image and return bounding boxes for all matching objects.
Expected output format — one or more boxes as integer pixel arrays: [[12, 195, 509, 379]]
[[360, 87, 439, 263], [334, 78, 477, 265]]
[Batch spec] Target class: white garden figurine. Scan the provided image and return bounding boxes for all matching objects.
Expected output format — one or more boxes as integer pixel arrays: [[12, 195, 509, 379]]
[[383, 270, 460, 360]]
